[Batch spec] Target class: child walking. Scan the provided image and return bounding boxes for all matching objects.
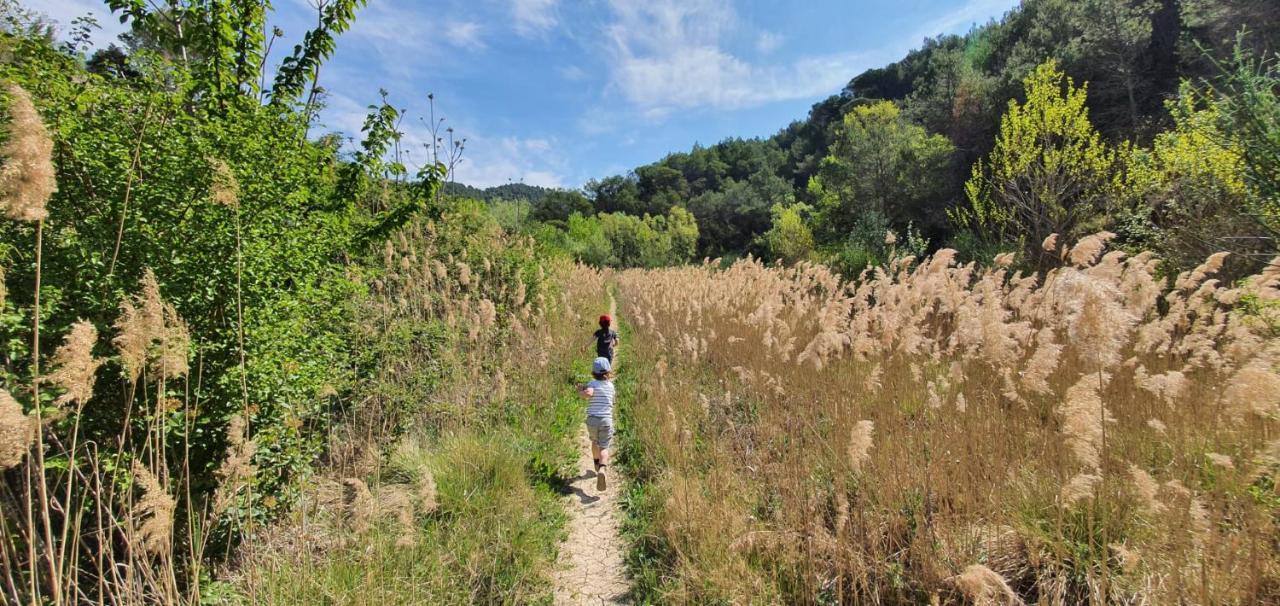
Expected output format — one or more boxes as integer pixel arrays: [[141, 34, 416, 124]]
[[578, 356, 615, 491], [593, 314, 619, 362]]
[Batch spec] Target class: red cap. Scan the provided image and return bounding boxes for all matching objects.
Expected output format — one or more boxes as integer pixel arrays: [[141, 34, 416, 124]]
[[599, 314, 612, 326]]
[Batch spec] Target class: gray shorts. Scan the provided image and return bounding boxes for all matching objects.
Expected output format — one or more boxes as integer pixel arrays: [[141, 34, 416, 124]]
[[586, 415, 614, 449]]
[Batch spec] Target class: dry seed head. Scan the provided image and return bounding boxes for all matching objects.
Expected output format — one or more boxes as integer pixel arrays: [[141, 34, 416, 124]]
[[884, 230, 897, 245], [0, 388, 34, 470], [208, 158, 240, 208], [1128, 465, 1163, 515], [1222, 364, 1280, 420], [0, 84, 56, 222], [46, 320, 103, 407], [1041, 233, 1059, 253], [1146, 418, 1167, 434], [213, 415, 256, 517], [1061, 473, 1101, 505], [952, 564, 1023, 606], [1067, 231, 1116, 267], [1059, 374, 1113, 471], [1205, 452, 1234, 470], [131, 460, 175, 556], [847, 420, 874, 473]]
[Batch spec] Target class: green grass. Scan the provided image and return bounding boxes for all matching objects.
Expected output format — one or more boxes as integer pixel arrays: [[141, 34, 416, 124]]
[[242, 433, 567, 606]]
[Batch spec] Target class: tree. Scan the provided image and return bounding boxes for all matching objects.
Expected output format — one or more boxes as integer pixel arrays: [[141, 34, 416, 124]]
[[531, 190, 592, 224], [761, 203, 815, 264], [1120, 84, 1270, 272], [808, 101, 956, 240], [665, 206, 699, 263], [1067, 0, 1160, 130], [951, 60, 1117, 262], [585, 174, 642, 215]]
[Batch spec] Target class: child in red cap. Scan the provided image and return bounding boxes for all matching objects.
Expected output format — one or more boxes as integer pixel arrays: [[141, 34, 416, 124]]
[[593, 314, 619, 362]]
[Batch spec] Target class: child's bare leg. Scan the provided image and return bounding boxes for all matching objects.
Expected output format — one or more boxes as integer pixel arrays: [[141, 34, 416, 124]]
[[598, 448, 610, 466], [591, 443, 602, 462]]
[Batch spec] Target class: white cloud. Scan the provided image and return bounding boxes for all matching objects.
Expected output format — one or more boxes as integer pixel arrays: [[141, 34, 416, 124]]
[[453, 136, 566, 188], [444, 21, 486, 51], [755, 31, 783, 54], [601, 0, 865, 117], [512, 0, 558, 37], [915, 0, 1018, 40]]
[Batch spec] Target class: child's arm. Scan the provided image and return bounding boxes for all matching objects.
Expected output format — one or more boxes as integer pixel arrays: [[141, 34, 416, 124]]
[[577, 383, 594, 399]]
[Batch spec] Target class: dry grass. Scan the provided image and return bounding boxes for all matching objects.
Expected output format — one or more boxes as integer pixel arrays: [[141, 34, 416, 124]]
[[617, 236, 1280, 604]]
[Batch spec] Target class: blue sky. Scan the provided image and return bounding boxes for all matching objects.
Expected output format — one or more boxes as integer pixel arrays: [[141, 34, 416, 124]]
[[40, 0, 1019, 189]]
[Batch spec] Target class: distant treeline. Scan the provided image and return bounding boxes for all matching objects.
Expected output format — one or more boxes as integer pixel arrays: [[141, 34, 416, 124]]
[[533, 0, 1279, 275]]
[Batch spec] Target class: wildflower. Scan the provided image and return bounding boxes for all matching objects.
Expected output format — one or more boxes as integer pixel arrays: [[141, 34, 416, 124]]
[[0, 84, 56, 222]]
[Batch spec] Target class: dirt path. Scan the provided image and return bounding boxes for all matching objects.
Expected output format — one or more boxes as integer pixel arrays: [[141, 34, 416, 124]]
[[552, 294, 628, 605]]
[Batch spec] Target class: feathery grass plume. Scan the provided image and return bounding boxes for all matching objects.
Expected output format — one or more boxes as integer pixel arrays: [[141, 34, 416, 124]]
[[1205, 453, 1234, 470], [1061, 473, 1101, 505], [456, 261, 471, 287], [131, 460, 175, 556], [208, 158, 240, 208], [1134, 367, 1188, 405], [1110, 543, 1140, 574], [952, 564, 1023, 606], [1063, 273, 1135, 371], [1021, 328, 1062, 395], [0, 83, 56, 222], [1129, 465, 1163, 515], [954, 392, 967, 412], [45, 320, 103, 407], [113, 270, 167, 382], [1041, 233, 1059, 254], [1176, 251, 1230, 291], [213, 415, 256, 517], [863, 363, 882, 394], [1067, 231, 1116, 267], [158, 302, 190, 378], [1059, 374, 1114, 470], [0, 388, 34, 470], [994, 252, 1016, 268], [1222, 363, 1280, 420], [1146, 418, 1167, 434], [847, 420, 874, 473], [884, 230, 897, 245]]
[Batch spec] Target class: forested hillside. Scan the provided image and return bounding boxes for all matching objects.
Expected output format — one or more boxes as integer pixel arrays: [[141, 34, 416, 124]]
[[573, 0, 1278, 277]]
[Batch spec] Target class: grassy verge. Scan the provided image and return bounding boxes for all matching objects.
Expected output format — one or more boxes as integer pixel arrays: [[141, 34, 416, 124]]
[[230, 258, 611, 604]]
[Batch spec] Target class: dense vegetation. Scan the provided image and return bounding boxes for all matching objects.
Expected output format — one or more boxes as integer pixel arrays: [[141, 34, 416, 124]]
[[0, 0, 1277, 604], [0, 1, 595, 603], [573, 0, 1279, 277]]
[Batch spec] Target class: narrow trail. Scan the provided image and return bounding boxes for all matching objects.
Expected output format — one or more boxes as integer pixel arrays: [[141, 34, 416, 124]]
[[552, 293, 628, 605]]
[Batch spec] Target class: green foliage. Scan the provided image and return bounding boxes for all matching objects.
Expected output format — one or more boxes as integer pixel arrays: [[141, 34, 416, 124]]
[[809, 100, 956, 240], [1211, 38, 1280, 238], [530, 189, 591, 224], [952, 60, 1117, 262], [1118, 84, 1268, 272], [760, 203, 815, 264]]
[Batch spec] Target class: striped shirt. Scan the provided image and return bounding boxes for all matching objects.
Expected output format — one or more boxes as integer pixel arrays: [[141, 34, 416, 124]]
[[586, 379, 615, 419]]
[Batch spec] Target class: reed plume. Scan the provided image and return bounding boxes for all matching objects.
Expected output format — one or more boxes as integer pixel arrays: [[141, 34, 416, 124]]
[[209, 158, 240, 208], [45, 320, 103, 407], [0, 388, 34, 470], [0, 83, 55, 222], [847, 420, 874, 473], [952, 564, 1023, 605], [131, 460, 176, 556]]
